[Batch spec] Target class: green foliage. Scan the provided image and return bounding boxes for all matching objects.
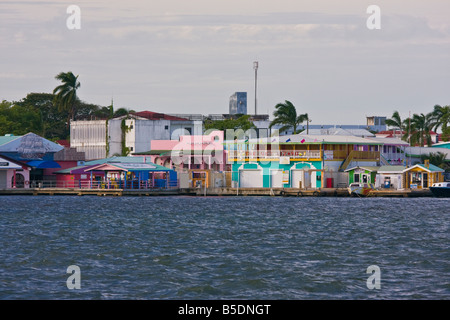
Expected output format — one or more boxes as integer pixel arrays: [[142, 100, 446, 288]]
[[121, 118, 132, 156], [0, 99, 42, 137], [269, 100, 308, 134], [420, 152, 449, 171], [53, 71, 80, 124], [204, 114, 256, 132]]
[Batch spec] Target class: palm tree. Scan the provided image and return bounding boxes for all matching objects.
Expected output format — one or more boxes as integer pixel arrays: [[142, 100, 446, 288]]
[[420, 152, 449, 170], [410, 113, 434, 147], [385, 110, 410, 141], [53, 71, 80, 127], [269, 100, 308, 135], [432, 105, 450, 137]]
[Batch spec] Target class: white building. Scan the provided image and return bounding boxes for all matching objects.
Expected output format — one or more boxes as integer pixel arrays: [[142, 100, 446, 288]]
[[71, 111, 203, 160]]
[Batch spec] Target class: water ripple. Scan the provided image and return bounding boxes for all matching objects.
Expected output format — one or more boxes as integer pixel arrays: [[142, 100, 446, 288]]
[[0, 196, 448, 299]]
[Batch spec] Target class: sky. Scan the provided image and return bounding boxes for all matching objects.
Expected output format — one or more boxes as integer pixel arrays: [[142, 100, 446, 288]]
[[1, 0, 450, 125]]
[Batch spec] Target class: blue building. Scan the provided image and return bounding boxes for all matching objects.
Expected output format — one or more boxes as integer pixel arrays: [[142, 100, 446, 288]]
[[229, 92, 247, 115]]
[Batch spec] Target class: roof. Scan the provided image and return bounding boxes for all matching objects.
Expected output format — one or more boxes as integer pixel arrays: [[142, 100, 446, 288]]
[[345, 166, 380, 172], [431, 141, 450, 148], [366, 137, 410, 146], [403, 163, 445, 173], [56, 156, 174, 174], [130, 111, 189, 121], [377, 165, 407, 173], [26, 160, 61, 169], [405, 147, 450, 159], [56, 140, 70, 148], [0, 156, 24, 170], [0, 134, 20, 146], [299, 128, 375, 137], [234, 134, 383, 145], [0, 132, 64, 156]]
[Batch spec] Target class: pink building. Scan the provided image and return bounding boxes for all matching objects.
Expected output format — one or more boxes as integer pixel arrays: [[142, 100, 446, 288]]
[[0, 155, 31, 189], [137, 130, 228, 172]]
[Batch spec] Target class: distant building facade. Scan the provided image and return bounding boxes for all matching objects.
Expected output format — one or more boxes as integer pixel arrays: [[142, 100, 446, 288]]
[[71, 111, 203, 160], [229, 92, 247, 115]]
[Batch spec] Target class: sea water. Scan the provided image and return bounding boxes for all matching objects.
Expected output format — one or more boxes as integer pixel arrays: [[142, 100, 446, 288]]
[[0, 196, 448, 299]]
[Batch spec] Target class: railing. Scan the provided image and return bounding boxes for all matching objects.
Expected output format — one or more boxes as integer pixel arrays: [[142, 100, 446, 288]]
[[228, 150, 321, 160], [339, 151, 380, 171], [27, 180, 179, 190]]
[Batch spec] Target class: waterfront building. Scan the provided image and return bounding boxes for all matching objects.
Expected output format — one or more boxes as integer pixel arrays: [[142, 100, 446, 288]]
[[70, 111, 202, 160], [403, 162, 445, 189], [345, 166, 379, 185], [375, 165, 407, 189], [0, 155, 31, 189], [54, 156, 177, 189], [136, 130, 229, 188], [0, 132, 64, 184], [226, 133, 383, 189]]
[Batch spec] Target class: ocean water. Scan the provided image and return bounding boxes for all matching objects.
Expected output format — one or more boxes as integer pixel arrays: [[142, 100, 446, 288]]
[[0, 196, 448, 300]]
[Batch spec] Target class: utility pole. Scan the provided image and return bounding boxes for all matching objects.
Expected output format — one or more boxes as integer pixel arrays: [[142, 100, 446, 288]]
[[253, 61, 258, 115]]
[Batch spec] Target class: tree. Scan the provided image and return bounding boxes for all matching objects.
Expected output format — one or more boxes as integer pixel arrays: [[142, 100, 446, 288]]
[[432, 105, 450, 141], [15, 93, 67, 139], [269, 100, 308, 135], [113, 107, 135, 118], [204, 114, 256, 132], [385, 110, 410, 142], [0, 99, 42, 136], [53, 71, 80, 128], [420, 152, 449, 170], [410, 113, 434, 147]]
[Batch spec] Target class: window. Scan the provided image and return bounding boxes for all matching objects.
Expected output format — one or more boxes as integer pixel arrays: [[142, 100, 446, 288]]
[[165, 125, 169, 130], [411, 172, 421, 184], [354, 173, 360, 183]]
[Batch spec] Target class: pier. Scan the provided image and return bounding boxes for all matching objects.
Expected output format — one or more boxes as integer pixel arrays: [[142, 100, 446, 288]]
[[0, 187, 433, 197]]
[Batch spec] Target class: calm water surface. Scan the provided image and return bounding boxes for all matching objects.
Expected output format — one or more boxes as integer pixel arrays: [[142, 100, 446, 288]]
[[0, 196, 448, 299]]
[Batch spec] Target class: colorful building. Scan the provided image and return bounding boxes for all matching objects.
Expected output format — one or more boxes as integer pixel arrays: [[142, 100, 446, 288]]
[[375, 165, 407, 189], [227, 134, 382, 189], [54, 156, 177, 189], [345, 166, 379, 185], [0, 155, 31, 189], [403, 163, 445, 189]]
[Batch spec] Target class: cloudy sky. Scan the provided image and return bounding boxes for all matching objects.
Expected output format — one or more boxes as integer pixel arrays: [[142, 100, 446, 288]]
[[1, 0, 450, 125]]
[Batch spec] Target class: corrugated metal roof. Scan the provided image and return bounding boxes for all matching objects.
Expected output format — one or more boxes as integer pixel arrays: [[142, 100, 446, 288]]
[[0, 135, 20, 146]]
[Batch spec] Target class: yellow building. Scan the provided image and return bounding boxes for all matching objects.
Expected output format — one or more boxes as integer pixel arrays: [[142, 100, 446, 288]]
[[403, 162, 445, 189]]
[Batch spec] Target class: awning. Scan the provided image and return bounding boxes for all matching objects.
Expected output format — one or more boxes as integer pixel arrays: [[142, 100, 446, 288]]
[[26, 160, 61, 169]]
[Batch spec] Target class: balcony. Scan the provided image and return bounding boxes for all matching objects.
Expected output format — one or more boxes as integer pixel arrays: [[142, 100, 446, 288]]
[[227, 150, 321, 161]]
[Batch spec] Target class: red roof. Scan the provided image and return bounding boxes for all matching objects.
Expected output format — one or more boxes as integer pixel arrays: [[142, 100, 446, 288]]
[[56, 140, 70, 148], [132, 111, 188, 121]]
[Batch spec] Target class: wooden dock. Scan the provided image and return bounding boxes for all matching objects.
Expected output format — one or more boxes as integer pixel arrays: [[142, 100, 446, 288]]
[[182, 187, 434, 198], [0, 188, 180, 197], [0, 187, 434, 197]]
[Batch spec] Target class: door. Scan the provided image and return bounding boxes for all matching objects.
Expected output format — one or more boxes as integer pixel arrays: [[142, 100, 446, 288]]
[[270, 170, 284, 188], [239, 169, 263, 188], [422, 173, 428, 188], [291, 170, 304, 189], [362, 174, 369, 184]]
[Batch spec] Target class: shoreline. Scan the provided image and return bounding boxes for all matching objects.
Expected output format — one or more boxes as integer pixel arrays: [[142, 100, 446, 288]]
[[0, 187, 435, 197]]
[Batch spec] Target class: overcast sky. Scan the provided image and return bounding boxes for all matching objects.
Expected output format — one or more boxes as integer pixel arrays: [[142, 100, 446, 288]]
[[1, 0, 450, 125]]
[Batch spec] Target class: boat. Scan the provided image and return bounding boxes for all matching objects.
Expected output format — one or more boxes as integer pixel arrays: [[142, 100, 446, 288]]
[[348, 183, 375, 196], [429, 182, 450, 197]]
